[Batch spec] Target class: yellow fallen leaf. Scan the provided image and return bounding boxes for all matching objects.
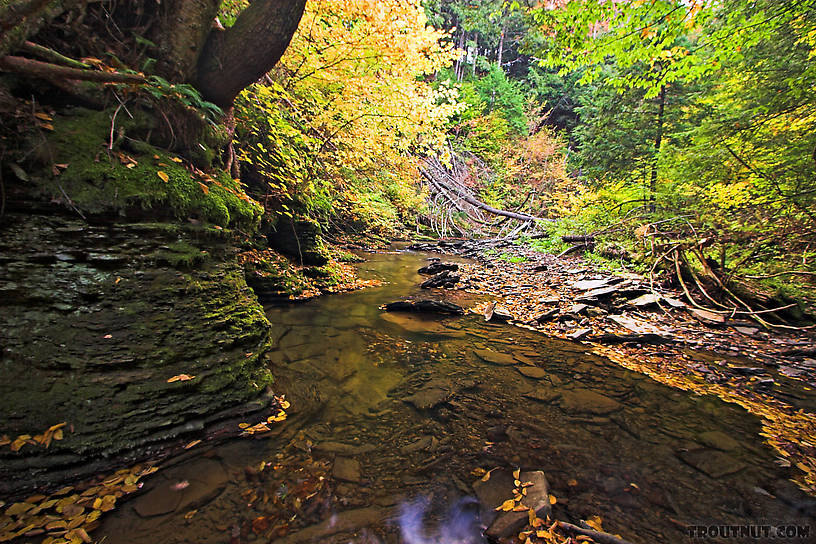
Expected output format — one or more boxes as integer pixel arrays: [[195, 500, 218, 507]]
[[513, 468, 520, 480], [548, 494, 557, 505], [157, 171, 169, 183], [184, 440, 201, 449], [567, 478, 578, 486], [512, 504, 528, 512], [536, 529, 552, 539], [495, 499, 516, 512], [171, 157, 183, 163], [167, 374, 194, 383], [585, 515, 603, 532], [35, 112, 53, 121]]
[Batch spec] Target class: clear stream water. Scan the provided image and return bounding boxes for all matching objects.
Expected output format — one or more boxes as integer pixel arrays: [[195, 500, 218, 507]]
[[97, 249, 814, 544]]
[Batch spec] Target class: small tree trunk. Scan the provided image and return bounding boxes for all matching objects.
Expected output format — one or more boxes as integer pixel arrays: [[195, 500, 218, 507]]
[[497, 20, 505, 68], [649, 84, 665, 213], [472, 33, 477, 76], [455, 26, 465, 82]]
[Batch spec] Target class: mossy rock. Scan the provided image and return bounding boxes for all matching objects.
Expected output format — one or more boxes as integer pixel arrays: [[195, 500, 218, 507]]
[[34, 107, 262, 231], [266, 217, 329, 266]]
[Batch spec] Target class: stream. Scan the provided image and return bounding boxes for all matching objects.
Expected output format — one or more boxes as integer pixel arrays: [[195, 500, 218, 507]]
[[96, 249, 813, 543]]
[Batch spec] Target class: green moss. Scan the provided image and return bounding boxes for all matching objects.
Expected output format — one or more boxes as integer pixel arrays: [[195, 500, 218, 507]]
[[42, 108, 263, 230], [153, 241, 209, 268]]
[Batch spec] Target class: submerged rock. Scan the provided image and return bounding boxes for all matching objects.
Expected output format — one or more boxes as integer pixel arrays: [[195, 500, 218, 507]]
[[559, 389, 622, 415], [332, 457, 363, 482], [473, 349, 516, 366], [677, 449, 746, 478], [473, 469, 551, 539]]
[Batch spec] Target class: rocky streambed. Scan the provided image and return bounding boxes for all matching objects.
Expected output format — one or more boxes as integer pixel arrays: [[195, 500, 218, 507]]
[[79, 249, 814, 544]]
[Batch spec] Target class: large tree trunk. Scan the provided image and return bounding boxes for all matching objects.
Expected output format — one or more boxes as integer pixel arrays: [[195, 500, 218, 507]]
[[195, 0, 307, 107], [157, 0, 222, 82]]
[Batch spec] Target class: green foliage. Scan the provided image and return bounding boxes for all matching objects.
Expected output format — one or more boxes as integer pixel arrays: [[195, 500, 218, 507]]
[[499, 252, 527, 263], [472, 64, 528, 135], [141, 76, 223, 124]]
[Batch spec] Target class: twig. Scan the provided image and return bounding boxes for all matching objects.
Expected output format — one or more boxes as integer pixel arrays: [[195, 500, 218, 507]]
[[557, 521, 635, 544], [745, 271, 816, 279], [109, 103, 122, 150]]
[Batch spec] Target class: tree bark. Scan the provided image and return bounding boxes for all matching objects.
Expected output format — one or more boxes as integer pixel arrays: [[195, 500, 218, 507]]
[[649, 84, 665, 213], [157, 0, 221, 82], [195, 0, 307, 108], [497, 20, 505, 68]]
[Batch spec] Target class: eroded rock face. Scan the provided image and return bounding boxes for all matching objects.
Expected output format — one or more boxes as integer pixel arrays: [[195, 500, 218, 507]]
[[0, 214, 276, 496]]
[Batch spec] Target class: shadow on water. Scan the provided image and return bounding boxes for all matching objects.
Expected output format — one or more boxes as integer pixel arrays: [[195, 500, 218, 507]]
[[98, 249, 815, 544]]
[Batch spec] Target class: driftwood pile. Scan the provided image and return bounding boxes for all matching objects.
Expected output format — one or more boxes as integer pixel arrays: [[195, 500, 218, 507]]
[[420, 150, 551, 240]]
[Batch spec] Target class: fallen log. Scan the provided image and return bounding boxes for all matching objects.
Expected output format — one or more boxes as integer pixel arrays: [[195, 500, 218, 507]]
[[562, 235, 595, 244]]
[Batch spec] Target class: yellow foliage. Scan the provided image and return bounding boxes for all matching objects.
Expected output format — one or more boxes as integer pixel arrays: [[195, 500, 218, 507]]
[[276, 0, 462, 177]]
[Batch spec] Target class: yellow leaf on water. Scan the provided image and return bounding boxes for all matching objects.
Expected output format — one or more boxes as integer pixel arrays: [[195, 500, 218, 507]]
[[157, 171, 169, 183], [167, 374, 194, 383]]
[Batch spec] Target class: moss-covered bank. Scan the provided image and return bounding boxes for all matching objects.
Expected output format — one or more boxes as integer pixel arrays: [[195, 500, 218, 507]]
[[0, 213, 281, 495]]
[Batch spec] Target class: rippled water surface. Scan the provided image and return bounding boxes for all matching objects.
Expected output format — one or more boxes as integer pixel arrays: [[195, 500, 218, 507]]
[[98, 249, 813, 543]]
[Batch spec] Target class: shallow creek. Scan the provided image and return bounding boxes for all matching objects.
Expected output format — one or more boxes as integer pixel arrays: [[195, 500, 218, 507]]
[[97, 249, 813, 543]]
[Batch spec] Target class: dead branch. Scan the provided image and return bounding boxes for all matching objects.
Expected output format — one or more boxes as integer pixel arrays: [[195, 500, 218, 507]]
[[20, 41, 90, 69], [556, 521, 635, 544], [745, 271, 816, 279], [0, 55, 145, 83]]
